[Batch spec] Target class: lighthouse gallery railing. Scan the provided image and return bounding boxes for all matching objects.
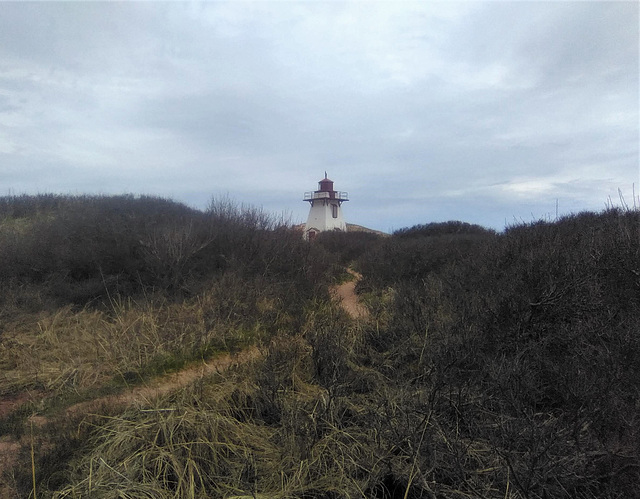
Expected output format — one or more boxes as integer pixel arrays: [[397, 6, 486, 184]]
[[304, 191, 349, 201]]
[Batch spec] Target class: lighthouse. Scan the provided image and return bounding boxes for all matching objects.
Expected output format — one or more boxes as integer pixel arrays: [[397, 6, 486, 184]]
[[303, 173, 349, 240]]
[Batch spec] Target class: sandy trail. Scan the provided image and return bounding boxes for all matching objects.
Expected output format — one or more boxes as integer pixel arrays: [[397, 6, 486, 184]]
[[63, 346, 261, 417], [0, 271, 365, 492], [0, 347, 260, 493], [331, 269, 368, 319]]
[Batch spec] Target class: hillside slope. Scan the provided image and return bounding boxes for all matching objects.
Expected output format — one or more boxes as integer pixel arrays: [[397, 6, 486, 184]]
[[0, 197, 638, 499]]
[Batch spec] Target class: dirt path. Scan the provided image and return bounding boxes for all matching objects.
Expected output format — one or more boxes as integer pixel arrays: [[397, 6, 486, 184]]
[[331, 269, 368, 319], [61, 270, 365, 414], [62, 346, 261, 418], [1, 270, 364, 423], [0, 347, 261, 494], [1, 272, 365, 492]]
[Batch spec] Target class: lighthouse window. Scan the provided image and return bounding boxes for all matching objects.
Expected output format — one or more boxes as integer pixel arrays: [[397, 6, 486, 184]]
[[332, 204, 338, 218]]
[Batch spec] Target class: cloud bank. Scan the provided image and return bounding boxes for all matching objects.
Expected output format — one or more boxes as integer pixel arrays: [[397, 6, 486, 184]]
[[1, 1, 637, 231]]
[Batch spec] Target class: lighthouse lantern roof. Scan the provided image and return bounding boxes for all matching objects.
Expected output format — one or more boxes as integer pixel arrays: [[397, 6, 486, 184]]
[[318, 176, 334, 192]]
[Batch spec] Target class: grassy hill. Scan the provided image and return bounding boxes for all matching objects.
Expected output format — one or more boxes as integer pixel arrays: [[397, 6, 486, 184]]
[[0, 194, 638, 498], [346, 223, 389, 236]]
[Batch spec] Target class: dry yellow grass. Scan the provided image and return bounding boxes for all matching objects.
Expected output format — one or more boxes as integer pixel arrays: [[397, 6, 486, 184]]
[[0, 291, 260, 398]]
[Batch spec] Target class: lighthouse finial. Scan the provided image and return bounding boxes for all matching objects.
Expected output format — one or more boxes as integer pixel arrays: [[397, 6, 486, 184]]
[[324, 171, 327, 179]]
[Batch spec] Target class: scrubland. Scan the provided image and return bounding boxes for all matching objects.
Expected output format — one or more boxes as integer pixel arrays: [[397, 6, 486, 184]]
[[0, 194, 638, 498]]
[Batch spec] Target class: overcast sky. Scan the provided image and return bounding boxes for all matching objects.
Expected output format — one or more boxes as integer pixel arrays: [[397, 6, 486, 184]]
[[1, 1, 638, 232]]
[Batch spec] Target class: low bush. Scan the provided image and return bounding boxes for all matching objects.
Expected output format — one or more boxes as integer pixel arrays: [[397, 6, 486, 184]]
[[354, 208, 640, 498], [0, 194, 329, 313]]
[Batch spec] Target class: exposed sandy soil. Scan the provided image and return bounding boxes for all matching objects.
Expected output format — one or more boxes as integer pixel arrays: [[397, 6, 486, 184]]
[[63, 346, 261, 418], [331, 269, 368, 319], [0, 391, 41, 419]]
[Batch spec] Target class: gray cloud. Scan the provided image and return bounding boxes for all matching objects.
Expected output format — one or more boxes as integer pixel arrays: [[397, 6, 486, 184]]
[[0, 1, 637, 231]]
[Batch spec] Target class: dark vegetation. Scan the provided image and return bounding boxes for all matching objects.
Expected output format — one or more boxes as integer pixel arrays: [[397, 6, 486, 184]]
[[0, 194, 326, 312], [354, 210, 640, 498], [0, 194, 638, 498]]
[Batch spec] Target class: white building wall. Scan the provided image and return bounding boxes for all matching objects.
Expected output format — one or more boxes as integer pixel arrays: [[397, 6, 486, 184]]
[[304, 198, 347, 238]]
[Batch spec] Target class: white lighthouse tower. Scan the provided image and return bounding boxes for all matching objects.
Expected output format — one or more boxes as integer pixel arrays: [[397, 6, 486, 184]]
[[303, 173, 349, 240]]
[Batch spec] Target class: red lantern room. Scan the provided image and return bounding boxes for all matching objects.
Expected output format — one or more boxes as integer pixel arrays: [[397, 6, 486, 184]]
[[318, 173, 334, 196]]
